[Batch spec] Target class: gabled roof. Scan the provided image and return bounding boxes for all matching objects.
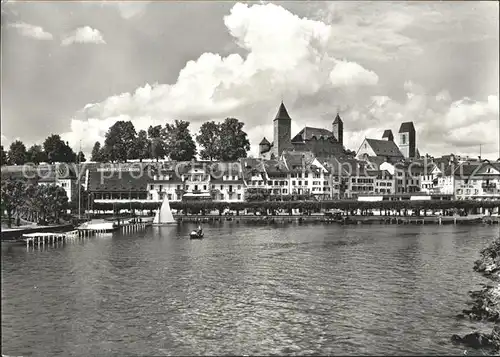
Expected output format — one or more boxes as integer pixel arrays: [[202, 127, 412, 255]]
[[264, 159, 289, 176], [363, 155, 387, 168], [398, 122, 415, 133], [282, 150, 316, 171], [333, 113, 343, 124], [274, 102, 291, 121], [87, 170, 149, 192], [323, 156, 368, 176], [291, 127, 333, 142], [240, 158, 266, 180], [259, 137, 270, 145], [365, 139, 404, 158]]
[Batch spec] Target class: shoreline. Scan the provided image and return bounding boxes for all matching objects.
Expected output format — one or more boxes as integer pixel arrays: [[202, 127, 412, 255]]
[[1, 214, 498, 241], [452, 238, 500, 354], [174, 214, 499, 225]]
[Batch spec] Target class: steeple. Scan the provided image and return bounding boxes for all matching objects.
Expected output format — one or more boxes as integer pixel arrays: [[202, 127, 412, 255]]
[[333, 113, 342, 124], [274, 101, 291, 121]]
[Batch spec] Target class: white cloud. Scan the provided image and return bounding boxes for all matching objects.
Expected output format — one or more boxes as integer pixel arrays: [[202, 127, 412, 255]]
[[61, 26, 106, 46], [329, 60, 378, 87], [60, 2, 499, 161], [8, 22, 53, 40]]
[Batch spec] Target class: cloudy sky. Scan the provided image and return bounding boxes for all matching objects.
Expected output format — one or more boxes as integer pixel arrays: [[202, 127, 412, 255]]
[[1, 1, 499, 159]]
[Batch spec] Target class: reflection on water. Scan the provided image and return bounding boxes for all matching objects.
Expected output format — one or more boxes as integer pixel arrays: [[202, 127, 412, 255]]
[[2, 223, 499, 356]]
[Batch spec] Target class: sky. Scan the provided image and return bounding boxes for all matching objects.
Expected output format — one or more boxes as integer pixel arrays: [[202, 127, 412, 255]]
[[1, 1, 499, 159]]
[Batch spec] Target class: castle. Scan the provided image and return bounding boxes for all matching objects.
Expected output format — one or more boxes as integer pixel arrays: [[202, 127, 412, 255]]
[[259, 102, 419, 162], [259, 102, 345, 160]]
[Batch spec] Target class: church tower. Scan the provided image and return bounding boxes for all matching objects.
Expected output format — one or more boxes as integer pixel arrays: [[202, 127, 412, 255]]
[[332, 113, 343, 145], [398, 122, 416, 159], [272, 102, 293, 158]]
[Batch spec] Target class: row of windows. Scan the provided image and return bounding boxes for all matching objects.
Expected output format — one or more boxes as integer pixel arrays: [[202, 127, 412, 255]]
[[151, 184, 243, 191], [352, 186, 374, 191], [351, 178, 374, 184]]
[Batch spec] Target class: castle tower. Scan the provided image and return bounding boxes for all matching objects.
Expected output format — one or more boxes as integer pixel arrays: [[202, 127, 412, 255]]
[[272, 102, 292, 158], [259, 137, 271, 155], [332, 113, 343, 145], [398, 122, 416, 159], [382, 129, 394, 142]]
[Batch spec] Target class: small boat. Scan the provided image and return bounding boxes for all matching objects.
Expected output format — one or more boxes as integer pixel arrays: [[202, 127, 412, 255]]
[[153, 194, 177, 226], [189, 230, 204, 239]]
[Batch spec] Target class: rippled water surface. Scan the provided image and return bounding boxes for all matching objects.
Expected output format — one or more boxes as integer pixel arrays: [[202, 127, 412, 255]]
[[2, 223, 499, 356]]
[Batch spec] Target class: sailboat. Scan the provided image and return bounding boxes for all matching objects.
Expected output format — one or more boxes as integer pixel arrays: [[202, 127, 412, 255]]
[[152, 194, 177, 226]]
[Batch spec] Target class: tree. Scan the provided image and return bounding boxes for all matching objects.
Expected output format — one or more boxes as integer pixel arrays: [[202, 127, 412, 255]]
[[1, 145, 8, 166], [1, 177, 26, 227], [196, 121, 221, 161], [77, 151, 86, 163], [43, 135, 76, 163], [148, 125, 166, 161], [103, 121, 137, 162], [343, 148, 356, 157], [46, 185, 69, 223], [8, 140, 27, 165], [26, 144, 48, 164], [135, 130, 151, 162], [219, 118, 250, 161], [90, 142, 105, 162], [163, 120, 197, 161]]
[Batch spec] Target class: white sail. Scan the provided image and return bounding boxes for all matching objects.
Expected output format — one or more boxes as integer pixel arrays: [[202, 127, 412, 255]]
[[153, 194, 176, 225]]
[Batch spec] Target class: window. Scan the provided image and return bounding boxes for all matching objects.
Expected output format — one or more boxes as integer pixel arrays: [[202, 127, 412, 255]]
[[203, 185, 207, 190], [238, 185, 241, 189], [220, 185, 223, 189], [237, 194, 241, 200], [298, 181, 302, 186], [219, 194, 224, 200], [402, 134, 406, 144], [168, 194, 172, 200], [177, 185, 181, 190], [150, 185, 154, 191], [159, 185, 163, 192]]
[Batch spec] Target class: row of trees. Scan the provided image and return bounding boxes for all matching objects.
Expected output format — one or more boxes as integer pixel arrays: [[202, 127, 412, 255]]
[[0, 177, 70, 227], [1, 117, 251, 166], [90, 199, 500, 217], [90, 118, 251, 163], [1, 135, 86, 166]]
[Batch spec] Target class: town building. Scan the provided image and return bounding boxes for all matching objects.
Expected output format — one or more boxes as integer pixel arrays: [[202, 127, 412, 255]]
[[210, 162, 245, 202]]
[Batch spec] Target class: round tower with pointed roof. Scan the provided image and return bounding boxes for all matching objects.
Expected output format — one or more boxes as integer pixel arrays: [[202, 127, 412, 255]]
[[259, 137, 271, 155]]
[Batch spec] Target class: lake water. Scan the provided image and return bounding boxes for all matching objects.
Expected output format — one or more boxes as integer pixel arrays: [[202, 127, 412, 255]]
[[2, 223, 499, 356]]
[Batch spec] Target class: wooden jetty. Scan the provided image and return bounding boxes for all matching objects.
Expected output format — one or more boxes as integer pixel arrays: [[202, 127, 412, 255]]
[[23, 230, 80, 247]]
